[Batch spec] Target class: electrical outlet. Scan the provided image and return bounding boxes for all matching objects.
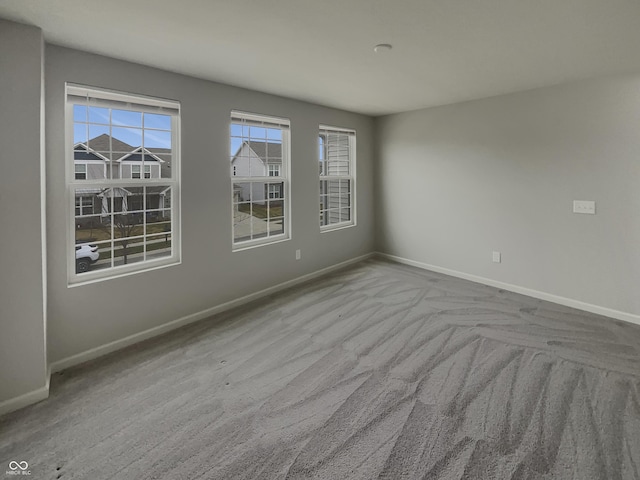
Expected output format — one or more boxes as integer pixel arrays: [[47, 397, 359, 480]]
[[573, 200, 596, 215], [492, 251, 501, 263], [295, 249, 301, 260]]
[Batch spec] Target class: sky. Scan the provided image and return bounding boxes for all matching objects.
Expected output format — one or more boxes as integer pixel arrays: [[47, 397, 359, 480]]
[[74, 106, 172, 149], [74, 107, 293, 156]]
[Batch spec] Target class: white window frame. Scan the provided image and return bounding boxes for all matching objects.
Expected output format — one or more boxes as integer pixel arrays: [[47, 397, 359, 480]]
[[66, 84, 181, 285], [230, 111, 290, 251], [319, 125, 356, 231]]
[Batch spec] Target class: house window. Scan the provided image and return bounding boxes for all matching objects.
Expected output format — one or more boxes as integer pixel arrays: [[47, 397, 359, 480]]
[[319, 125, 356, 230], [67, 84, 181, 283], [267, 183, 282, 199], [75, 196, 94, 216], [230, 111, 290, 249], [268, 164, 280, 177], [75, 163, 87, 180], [132, 164, 151, 179]]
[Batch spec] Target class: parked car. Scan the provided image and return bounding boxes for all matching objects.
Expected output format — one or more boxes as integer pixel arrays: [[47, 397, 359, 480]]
[[75, 244, 99, 273]]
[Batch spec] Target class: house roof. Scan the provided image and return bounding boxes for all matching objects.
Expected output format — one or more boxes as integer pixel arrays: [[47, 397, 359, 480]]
[[120, 147, 163, 163], [232, 141, 282, 163], [74, 135, 172, 173], [86, 133, 134, 154], [74, 144, 107, 161]]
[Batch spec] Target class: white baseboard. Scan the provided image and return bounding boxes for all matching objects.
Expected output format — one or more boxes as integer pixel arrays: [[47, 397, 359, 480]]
[[0, 377, 49, 417], [377, 252, 640, 327], [50, 253, 375, 373]]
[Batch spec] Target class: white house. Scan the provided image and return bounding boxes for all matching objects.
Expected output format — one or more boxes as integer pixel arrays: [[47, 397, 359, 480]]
[[231, 140, 283, 204]]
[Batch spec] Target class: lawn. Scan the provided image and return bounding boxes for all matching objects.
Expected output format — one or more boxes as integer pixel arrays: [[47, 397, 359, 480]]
[[97, 237, 171, 260], [238, 203, 283, 219], [76, 218, 170, 242]]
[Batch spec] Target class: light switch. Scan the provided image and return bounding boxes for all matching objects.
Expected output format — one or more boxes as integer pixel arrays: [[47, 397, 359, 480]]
[[492, 251, 501, 263], [573, 200, 596, 215]]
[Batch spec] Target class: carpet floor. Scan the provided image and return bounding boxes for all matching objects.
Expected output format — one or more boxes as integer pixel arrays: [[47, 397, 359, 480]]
[[1, 258, 640, 479]]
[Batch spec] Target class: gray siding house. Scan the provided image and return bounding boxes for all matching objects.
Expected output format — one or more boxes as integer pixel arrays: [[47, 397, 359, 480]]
[[74, 134, 171, 227]]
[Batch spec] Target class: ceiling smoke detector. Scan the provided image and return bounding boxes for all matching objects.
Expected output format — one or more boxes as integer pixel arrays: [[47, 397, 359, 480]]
[[374, 44, 393, 53]]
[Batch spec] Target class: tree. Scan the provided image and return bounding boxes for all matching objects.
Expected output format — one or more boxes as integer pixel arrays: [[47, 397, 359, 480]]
[[112, 213, 141, 264]]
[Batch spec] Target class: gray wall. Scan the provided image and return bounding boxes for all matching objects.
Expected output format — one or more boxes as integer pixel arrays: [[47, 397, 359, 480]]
[[0, 20, 48, 403], [46, 45, 375, 363], [376, 75, 640, 316]]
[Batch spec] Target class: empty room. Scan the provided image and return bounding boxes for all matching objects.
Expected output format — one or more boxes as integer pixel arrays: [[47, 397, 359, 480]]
[[1, 1, 639, 479]]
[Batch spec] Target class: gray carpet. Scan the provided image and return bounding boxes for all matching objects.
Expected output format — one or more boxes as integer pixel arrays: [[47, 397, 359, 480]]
[[1, 258, 640, 479]]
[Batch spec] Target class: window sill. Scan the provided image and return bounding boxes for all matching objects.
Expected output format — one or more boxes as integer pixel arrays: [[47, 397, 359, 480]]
[[68, 257, 180, 288], [320, 222, 356, 234], [232, 235, 290, 252]]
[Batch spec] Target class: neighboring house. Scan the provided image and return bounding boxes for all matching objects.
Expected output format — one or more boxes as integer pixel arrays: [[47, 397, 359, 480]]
[[231, 141, 283, 204], [74, 134, 171, 229]]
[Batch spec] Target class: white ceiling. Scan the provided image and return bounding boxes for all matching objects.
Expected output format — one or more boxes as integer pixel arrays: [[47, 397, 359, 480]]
[[2, 0, 640, 116]]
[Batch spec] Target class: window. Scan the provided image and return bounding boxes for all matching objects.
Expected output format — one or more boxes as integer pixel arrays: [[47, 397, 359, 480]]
[[267, 183, 281, 199], [132, 164, 151, 179], [268, 164, 280, 177], [319, 125, 356, 230], [75, 164, 87, 180], [67, 84, 180, 283], [75, 196, 94, 216], [230, 111, 290, 249]]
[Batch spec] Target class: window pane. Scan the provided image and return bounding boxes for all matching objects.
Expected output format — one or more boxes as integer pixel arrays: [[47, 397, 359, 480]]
[[112, 127, 142, 150], [323, 132, 351, 177], [73, 105, 87, 123], [112, 109, 142, 128], [74, 123, 88, 144], [230, 136, 243, 157], [233, 182, 250, 204], [75, 190, 109, 243], [233, 203, 252, 243], [88, 107, 110, 125], [146, 211, 171, 236], [145, 233, 172, 261], [266, 200, 283, 219], [144, 113, 171, 130], [267, 128, 281, 141], [268, 217, 284, 236], [75, 240, 112, 274], [113, 238, 145, 267], [251, 215, 268, 240], [230, 124, 243, 137], [88, 125, 110, 148], [154, 154, 173, 179], [144, 129, 171, 149], [249, 126, 266, 138]]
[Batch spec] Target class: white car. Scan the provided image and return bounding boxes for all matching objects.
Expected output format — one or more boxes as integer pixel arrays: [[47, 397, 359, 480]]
[[75, 244, 99, 273]]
